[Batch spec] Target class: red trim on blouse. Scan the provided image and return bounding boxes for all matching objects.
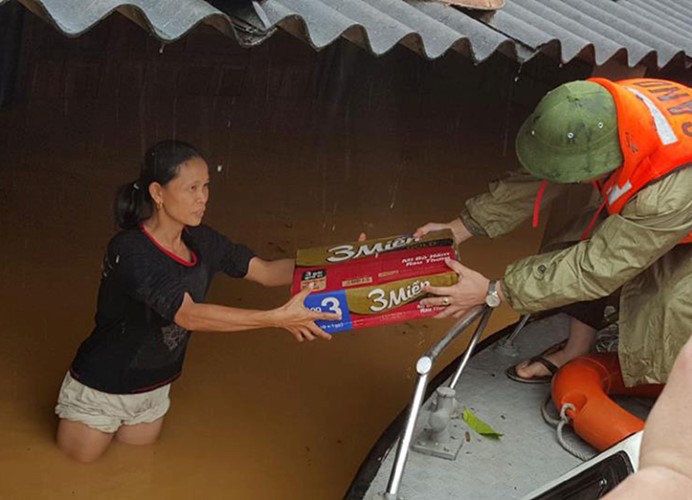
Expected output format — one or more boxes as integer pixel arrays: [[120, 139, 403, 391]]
[[140, 226, 198, 267]]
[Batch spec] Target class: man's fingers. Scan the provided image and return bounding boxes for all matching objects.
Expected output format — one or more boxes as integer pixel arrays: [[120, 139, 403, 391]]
[[424, 284, 454, 297], [413, 222, 439, 239], [415, 222, 452, 238], [436, 305, 470, 319], [420, 296, 447, 308], [413, 223, 434, 239], [434, 307, 458, 319], [445, 258, 467, 275]]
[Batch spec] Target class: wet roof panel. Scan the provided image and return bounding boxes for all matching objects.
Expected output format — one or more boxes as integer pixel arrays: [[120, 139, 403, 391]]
[[5, 0, 692, 69]]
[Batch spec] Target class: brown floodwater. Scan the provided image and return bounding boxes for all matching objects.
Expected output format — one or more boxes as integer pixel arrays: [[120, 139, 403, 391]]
[[0, 18, 557, 500], [0, 132, 539, 500]]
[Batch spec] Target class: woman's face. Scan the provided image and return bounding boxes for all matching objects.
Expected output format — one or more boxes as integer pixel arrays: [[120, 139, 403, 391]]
[[157, 157, 210, 227]]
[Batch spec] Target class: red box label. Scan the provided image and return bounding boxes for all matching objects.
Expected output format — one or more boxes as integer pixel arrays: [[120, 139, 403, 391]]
[[291, 232, 458, 333]]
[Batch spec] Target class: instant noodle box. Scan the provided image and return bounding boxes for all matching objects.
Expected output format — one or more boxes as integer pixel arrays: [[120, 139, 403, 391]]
[[291, 230, 459, 333]]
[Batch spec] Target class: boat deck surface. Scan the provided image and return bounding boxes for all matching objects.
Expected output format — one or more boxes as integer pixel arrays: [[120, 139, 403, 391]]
[[363, 314, 654, 499]]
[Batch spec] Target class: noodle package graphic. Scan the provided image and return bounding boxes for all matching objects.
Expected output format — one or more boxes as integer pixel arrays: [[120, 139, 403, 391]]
[[291, 231, 459, 333]]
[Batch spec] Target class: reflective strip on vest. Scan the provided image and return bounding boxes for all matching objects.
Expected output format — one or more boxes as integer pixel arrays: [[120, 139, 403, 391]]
[[607, 180, 633, 205], [625, 87, 678, 146]]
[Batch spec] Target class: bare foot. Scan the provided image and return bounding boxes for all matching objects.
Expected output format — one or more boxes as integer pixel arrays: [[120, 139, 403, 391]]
[[514, 349, 572, 380], [513, 317, 599, 382]]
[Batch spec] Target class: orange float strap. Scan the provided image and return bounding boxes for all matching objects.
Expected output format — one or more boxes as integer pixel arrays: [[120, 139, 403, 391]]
[[551, 353, 664, 451]]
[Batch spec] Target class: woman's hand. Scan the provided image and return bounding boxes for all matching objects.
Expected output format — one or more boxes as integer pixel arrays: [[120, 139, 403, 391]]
[[275, 286, 341, 342], [413, 218, 472, 246], [419, 258, 490, 318]]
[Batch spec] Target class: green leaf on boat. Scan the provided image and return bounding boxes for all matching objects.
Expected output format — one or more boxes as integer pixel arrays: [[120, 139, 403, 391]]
[[462, 408, 503, 439]]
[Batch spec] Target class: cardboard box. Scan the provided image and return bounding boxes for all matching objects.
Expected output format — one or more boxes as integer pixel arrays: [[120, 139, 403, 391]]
[[291, 231, 459, 333]]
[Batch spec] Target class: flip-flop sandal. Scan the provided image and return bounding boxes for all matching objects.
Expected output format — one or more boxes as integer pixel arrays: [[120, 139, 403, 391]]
[[540, 339, 568, 357], [505, 355, 559, 384], [505, 339, 567, 384]]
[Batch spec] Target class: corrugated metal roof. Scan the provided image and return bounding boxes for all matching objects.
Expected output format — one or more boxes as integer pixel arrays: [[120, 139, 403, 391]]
[[5, 0, 692, 69]]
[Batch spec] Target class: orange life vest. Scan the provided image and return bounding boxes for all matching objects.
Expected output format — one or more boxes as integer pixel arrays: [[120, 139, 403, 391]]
[[588, 77, 692, 244]]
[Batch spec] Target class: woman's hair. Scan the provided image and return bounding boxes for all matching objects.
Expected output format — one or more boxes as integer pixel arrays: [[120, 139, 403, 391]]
[[114, 140, 202, 230]]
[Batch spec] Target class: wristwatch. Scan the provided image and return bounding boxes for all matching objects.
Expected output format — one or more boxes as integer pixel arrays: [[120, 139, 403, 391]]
[[485, 280, 501, 308]]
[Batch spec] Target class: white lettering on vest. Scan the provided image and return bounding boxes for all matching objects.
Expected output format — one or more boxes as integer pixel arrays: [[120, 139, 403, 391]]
[[649, 86, 688, 102], [669, 100, 692, 116], [683, 122, 692, 138]]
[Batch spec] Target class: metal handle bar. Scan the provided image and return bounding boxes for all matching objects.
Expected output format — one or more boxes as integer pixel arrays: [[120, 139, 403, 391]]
[[499, 313, 531, 347], [383, 305, 493, 498]]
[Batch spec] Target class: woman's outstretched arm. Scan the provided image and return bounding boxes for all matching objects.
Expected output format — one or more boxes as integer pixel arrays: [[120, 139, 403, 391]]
[[174, 286, 338, 342], [245, 257, 294, 287]]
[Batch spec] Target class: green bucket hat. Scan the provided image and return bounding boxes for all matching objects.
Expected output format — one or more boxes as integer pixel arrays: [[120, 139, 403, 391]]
[[516, 81, 623, 183]]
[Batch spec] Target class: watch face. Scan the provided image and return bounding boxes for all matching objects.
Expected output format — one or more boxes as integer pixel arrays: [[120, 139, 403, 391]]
[[486, 280, 501, 308], [485, 294, 501, 308]]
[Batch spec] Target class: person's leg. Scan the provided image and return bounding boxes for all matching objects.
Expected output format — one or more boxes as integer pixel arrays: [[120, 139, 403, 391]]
[[511, 296, 610, 381], [56, 419, 114, 463], [115, 417, 165, 445], [115, 383, 170, 446], [55, 373, 171, 459], [514, 316, 597, 379], [54, 373, 121, 462]]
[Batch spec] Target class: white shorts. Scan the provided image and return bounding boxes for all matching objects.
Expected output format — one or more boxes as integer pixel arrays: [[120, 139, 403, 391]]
[[54, 372, 171, 434]]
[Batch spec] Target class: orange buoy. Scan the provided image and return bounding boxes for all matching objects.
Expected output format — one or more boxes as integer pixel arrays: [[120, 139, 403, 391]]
[[551, 352, 664, 451]]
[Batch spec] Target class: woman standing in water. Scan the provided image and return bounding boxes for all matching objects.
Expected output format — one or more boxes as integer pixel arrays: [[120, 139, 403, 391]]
[[55, 140, 338, 463]]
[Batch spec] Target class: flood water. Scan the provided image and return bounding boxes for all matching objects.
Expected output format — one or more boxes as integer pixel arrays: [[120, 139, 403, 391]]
[[0, 17, 561, 500]]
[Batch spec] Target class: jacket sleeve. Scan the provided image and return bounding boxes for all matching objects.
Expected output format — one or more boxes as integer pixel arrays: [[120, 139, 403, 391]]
[[502, 167, 692, 313], [462, 169, 566, 238]]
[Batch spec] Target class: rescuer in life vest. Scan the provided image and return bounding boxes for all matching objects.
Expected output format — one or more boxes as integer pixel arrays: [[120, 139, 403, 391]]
[[415, 77, 692, 387]]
